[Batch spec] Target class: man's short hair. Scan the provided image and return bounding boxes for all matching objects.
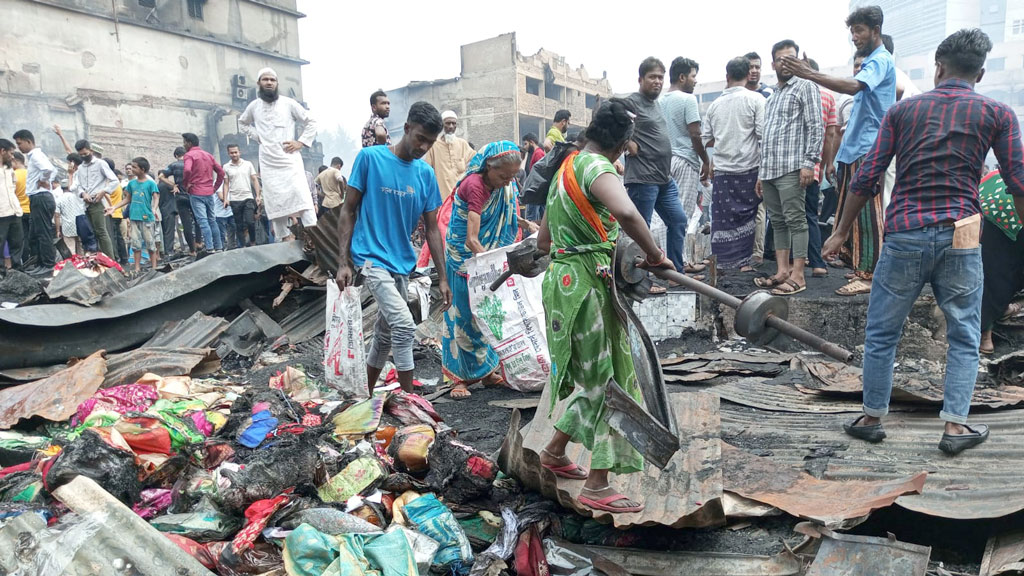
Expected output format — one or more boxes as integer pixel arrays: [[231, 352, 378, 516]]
[[744, 52, 761, 62], [12, 130, 34, 143], [173, 146, 185, 158], [66, 153, 82, 166], [370, 89, 387, 107], [317, 165, 328, 174], [226, 143, 240, 151], [638, 56, 666, 78], [330, 156, 343, 167], [726, 57, 751, 82], [182, 133, 200, 147], [846, 5, 884, 30], [935, 28, 993, 77], [74, 139, 90, 152], [882, 34, 894, 54], [103, 158, 115, 171], [771, 39, 800, 60], [0, 139, 13, 151], [522, 133, 539, 145], [808, 58, 820, 72], [407, 101, 443, 134], [553, 109, 571, 123], [12, 151, 24, 164], [669, 57, 699, 82]]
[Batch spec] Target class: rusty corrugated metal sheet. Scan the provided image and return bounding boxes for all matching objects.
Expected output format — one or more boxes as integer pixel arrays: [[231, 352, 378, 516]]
[[722, 443, 926, 528], [499, 390, 724, 529], [103, 347, 214, 388], [0, 351, 106, 429], [713, 377, 871, 414], [720, 404, 1024, 520], [143, 311, 229, 348], [305, 206, 342, 275], [805, 528, 930, 576]]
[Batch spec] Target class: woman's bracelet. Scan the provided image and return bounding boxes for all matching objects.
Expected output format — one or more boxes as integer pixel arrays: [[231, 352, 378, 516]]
[[646, 250, 665, 266]]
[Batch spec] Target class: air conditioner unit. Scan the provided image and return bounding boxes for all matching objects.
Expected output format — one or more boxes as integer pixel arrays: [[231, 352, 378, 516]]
[[234, 74, 247, 87], [235, 87, 248, 100]]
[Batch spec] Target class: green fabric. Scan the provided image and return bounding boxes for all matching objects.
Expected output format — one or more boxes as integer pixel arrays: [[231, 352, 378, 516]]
[[542, 151, 643, 474], [283, 523, 417, 576], [980, 171, 1022, 241], [146, 399, 207, 448]]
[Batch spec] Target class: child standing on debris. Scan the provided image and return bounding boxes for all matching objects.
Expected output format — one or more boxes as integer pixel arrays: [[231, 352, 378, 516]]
[[107, 157, 161, 273]]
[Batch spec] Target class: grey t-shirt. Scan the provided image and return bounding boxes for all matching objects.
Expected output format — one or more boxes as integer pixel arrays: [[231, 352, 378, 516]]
[[624, 92, 672, 186]]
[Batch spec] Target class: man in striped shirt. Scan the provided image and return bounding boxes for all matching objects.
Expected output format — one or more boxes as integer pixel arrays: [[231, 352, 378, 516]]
[[823, 29, 1024, 455], [754, 39, 824, 296]]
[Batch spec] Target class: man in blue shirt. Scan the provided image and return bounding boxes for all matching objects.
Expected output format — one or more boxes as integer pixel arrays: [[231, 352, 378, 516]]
[[337, 101, 452, 395], [781, 5, 896, 297]]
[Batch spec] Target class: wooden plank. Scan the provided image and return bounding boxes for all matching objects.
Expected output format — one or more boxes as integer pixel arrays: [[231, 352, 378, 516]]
[[498, 389, 724, 529]]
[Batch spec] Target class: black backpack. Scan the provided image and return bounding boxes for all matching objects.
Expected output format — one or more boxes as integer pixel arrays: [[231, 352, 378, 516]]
[[520, 141, 577, 206]]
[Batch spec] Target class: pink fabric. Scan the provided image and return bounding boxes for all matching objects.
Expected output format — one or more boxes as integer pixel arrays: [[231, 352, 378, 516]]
[[133, 488, 173, 519], [187, 412, 214, 436], [76, 384, 159, 423], [231, 492, 291, 553]]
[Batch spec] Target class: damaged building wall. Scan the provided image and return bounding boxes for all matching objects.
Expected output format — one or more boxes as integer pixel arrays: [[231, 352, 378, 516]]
[[0, 0, 320, 171], [385, 33, 612, 148]]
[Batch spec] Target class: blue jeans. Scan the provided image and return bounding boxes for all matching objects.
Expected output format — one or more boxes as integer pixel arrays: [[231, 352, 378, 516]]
[[805, 182, 827, 269], [189, 194, 223, 251], [362, 262, 415, 372], [524, 203, 545, 222], [862, 226, 982, 424], [626, 180, 687, 272]]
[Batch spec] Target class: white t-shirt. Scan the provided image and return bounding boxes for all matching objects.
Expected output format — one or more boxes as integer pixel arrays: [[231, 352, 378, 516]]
[[223, 159, 257, 202]]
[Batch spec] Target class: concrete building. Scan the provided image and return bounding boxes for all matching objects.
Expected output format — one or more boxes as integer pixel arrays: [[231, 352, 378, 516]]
[[384, 33, 613, 148], [0, 0, 320, 173], [850, 0, 1024, 123]]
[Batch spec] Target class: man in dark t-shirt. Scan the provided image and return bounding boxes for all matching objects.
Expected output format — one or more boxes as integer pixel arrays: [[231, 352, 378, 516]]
[[623, 57, 688, 277]]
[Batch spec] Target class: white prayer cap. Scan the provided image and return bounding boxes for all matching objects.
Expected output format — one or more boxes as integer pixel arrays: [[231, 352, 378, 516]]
[[441, 110, 458, 121], [257, 68, 278, 81]]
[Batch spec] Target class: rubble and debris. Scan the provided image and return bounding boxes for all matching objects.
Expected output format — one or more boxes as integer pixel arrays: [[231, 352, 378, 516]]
[[144, 311, 230, 349], [44, 260, 127, 306]]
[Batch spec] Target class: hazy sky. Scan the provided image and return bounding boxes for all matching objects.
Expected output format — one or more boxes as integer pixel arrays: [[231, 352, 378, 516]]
[[298, 0, 856, 143]]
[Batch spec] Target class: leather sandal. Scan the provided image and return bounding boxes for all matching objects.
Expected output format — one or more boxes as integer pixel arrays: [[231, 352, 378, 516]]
[[843, 415, 886, 443], [938, 424, 989, 455]]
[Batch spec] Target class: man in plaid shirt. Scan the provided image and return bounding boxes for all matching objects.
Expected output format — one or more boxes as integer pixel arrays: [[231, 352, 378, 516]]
[[754, 39, 824, 296], [823, 29, 1024, 455]]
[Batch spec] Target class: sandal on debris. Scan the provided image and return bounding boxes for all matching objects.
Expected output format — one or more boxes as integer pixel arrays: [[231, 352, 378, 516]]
[[771, 279, 806, 296], [754, 275, 784, 288], [540, 450, 589, 479], [579, 486, 645, 513]]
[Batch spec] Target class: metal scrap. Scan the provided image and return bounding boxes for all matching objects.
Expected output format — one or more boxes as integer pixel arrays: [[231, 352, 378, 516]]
[[981, 528, 1024, 576], [143, 311, 229, 348], [239, 299, 286, 341], [0, 269, 44, 306], [103, 347, 215, 388], [799, 359, 1024, 409], [801, 526, 930, 576], [217, 310, 268, 358], [988, 350, 1024, 387], [44, 265, 128, 306], [0, 350, 106, 429], [0, 241, 305, 368], [583, 545, 802, 576], [721, 405, 1024, 520], [499, 390, 723, 529], [722, 443, 927, 529]]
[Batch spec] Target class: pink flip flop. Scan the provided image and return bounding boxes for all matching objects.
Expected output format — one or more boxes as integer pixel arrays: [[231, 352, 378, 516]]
[[579, 492, 645, 514], [540, 451, 589, 479]]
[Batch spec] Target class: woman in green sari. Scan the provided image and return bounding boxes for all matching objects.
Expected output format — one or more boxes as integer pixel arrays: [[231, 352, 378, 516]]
[[536, 98, 675, 514]]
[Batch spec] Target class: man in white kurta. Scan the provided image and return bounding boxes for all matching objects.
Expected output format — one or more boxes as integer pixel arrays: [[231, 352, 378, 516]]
[[238, 68, 318, 241]]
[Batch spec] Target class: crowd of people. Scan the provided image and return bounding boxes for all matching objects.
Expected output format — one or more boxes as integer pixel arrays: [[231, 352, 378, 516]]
[[1, 5, 1022, 515], [0, 67, 327, 277]]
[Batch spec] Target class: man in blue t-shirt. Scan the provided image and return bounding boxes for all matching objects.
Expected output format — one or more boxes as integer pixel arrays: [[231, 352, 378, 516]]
[[337, 101, 452, 395], [781, 5, 896, 296]]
